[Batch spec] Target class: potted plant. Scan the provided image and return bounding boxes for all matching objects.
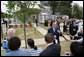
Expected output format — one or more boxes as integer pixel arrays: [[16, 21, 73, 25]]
[[15, 25, 18, 28], [28, 20, 32, 28], [25, 24, 28, 28], [13, 24, 17, 28], [20, 24, 23, 28], [9, 25, 13, 28]]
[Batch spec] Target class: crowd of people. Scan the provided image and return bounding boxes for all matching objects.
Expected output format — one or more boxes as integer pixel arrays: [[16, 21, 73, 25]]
[[1, 17, 83, 56]]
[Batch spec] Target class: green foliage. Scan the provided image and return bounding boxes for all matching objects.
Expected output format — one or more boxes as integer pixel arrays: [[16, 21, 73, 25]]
[[58, 1, 72, 17], [1, 11, 13, 18], [15, 8, 41, 16], [39, 1, 60, 15], [28, 8, 41, 16], [73, 3, 83, 19], [6, 1, 16, 14], [39, 1, 72, 17]]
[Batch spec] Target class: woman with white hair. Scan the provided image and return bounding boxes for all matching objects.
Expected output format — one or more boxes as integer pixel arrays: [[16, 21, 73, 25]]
[[2, 28, 15, 53]]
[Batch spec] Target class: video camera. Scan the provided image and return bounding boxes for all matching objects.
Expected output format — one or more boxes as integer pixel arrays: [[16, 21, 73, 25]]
[[67, 32, 83, 40]]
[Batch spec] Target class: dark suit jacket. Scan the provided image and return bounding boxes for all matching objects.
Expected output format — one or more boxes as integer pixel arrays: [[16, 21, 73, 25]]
[[48, 27, 62, 39], [50, 20, 53, 27], [35, 19, 38, 23], [69, 25, 78, 36], [63, 21, 68, 32], [40, 44, 61, 56]]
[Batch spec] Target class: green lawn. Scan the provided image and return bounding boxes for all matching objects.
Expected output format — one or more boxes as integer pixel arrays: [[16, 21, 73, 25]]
[[15, 27, 44, 40], [1, 27, 44, 41]]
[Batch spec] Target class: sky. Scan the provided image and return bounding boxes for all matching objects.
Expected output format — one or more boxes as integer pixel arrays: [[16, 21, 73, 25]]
[[1, 1, 83, 13]]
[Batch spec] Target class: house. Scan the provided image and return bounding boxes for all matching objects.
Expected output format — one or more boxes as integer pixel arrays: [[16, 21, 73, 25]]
[[37, 6, 69, 23]]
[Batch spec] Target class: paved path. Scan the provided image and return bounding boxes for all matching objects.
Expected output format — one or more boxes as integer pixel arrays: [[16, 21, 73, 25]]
[[33, 23, 47, 36]]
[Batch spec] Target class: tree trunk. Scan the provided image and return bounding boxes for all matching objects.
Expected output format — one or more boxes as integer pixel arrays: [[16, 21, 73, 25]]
[[1, 25, 3, 39], [5, 21, 8, 34], [23, 21, 27, 49], [19, 1, 27, 49]]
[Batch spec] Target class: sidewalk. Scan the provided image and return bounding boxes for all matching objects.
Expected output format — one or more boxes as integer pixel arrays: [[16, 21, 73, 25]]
[[33, 23, 47, 36]]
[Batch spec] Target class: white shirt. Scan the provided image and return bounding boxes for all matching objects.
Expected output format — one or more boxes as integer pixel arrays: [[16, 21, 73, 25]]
[[53, 28, 55, 32], [77, 38, 83, 43], [47, 43, 53, 47]]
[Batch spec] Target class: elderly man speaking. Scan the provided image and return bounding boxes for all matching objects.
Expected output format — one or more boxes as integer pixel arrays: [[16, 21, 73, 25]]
[[48, 21, 62, 44], [2, 28, 15, 53]]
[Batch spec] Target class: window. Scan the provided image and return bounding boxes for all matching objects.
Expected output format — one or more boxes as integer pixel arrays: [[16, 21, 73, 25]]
[[44, 15, 46, 20]]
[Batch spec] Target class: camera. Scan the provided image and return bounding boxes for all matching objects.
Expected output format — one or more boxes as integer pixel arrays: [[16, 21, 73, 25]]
[[65, 52, 70, 56]]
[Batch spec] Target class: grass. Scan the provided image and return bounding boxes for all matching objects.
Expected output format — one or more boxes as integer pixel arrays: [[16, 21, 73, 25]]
[[1, 50, 5, 56], [1, 27, 44, 41], [39, 23, 50, 31], [60, 41, 71, 56], [1, 41, 71, 56]]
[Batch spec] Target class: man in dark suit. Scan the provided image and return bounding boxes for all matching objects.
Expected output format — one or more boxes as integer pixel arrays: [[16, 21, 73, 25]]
[[48, 21, 62, 44], [50, 20, 53, 27], [40, 33, 61, 56], [69, 21, 78, 40], [44, 20, 48, 27], [35, 19, 38, 27]]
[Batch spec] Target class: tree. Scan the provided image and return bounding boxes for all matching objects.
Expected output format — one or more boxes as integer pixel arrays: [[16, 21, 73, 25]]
[[1, 11, 5, 18], [80, 7, 83, 19], [39, 1, 59, 15], [15, 8, 41, 17], [6, 1, 16, 22], [39, 1, 72, 17], [58, 1, 72, 17], [72, 3, 83, 19], [1, 11, 13, 18], [6, 1, 37, 49]]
